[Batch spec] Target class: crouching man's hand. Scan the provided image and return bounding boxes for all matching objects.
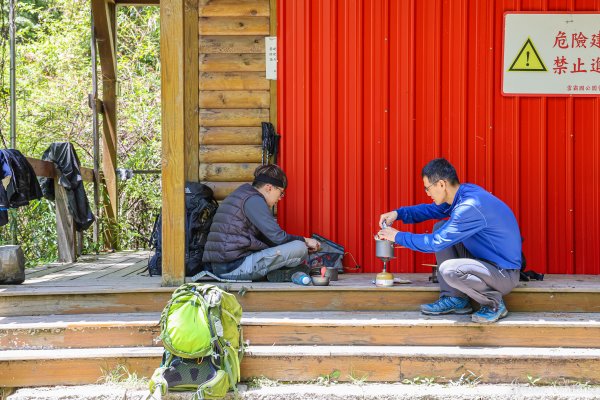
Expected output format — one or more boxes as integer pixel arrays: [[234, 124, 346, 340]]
[[377, 227, 399, 242], [304, 237, 321, 252], [378, 210, 398, 229]]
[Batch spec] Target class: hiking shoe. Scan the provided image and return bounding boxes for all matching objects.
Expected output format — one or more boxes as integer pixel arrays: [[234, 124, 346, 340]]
[[471, 301, 508, 323], [420, 296, 473, 315], [266, 265, 310, 282]]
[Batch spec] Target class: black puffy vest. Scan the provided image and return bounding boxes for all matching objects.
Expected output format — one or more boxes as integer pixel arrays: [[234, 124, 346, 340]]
[[202, 184, 269, 263]]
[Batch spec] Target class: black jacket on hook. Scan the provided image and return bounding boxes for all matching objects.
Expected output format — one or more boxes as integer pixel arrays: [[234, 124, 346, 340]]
[[39, 143, 95, 232], [0, 149, 44, 226]]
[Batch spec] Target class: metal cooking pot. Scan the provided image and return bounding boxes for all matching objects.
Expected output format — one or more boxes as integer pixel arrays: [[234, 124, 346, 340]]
[[375, 238, 395, 259]]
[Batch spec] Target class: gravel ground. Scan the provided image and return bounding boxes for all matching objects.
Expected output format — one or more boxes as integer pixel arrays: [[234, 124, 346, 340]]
[[6, 383, 600, 400]]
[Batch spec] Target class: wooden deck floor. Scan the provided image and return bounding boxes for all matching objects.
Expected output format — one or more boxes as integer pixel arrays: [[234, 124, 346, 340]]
[[0, 250, 598, 294]]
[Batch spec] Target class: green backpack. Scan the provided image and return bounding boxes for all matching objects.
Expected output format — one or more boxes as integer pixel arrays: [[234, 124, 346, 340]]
[[148, 283, 244, 400]]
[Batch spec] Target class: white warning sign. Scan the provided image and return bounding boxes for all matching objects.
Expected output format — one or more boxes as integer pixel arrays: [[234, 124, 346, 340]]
[[503, 13, 600, 96]]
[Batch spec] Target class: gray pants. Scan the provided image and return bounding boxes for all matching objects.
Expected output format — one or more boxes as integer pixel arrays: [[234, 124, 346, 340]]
[[433, 221, 520, 309], [218, 240, 308, 281]]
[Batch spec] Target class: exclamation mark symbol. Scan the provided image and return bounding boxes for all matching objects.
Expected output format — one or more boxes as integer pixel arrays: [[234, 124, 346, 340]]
[[526, 51, 530, 67]]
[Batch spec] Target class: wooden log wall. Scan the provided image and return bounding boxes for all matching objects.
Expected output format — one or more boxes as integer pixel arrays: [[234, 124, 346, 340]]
[[198, 0, 273, 200]]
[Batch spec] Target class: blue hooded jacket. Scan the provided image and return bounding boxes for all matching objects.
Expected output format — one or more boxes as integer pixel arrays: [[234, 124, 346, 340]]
[[394, 183, 522, 269]]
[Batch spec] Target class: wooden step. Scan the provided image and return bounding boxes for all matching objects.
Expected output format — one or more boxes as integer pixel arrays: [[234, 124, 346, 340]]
[[2, 311, 600, 350], [2, 345, 600, 387], [1, 274, 599, 316]]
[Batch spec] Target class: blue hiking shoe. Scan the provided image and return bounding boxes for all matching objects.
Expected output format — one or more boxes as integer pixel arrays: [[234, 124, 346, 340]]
[[471, 301, 508, 323], [420, 296, 473, 315]]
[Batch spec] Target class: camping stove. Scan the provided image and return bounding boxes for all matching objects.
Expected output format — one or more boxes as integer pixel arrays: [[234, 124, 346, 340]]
[[374, 237, 395, 287]]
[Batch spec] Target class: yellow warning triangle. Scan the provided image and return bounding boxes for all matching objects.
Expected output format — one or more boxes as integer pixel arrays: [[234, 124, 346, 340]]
[[508, 38, 547, 72]]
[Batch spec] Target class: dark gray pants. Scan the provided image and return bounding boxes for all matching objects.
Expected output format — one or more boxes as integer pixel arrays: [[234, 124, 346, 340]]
[[433, 221, 520, 309]]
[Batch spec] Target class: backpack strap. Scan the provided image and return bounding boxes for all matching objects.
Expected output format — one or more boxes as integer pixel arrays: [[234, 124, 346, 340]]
[[202, 287, 241, 391]]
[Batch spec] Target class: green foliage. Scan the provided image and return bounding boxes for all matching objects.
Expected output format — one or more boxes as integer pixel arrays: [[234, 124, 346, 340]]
[[0, 1, 161, 265], [447, 370, 482, 387], [402, 376, 436, 386], [526, 374, 542, 386], [314, 370, 341, 386]]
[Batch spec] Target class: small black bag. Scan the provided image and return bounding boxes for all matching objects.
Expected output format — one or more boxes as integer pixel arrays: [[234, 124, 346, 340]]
[[519, 237, 544, 281]]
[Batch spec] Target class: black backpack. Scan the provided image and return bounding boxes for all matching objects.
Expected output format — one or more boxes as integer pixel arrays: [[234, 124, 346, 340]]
[[148, 182, 219, 277]]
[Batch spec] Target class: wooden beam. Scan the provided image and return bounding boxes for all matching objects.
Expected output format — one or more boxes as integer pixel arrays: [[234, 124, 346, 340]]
[[91, 0, 117, 80], [26, 157, 95, 182], [115, 0, 159, 5], [184, 0, 199, 181], [160, 0, 187, 286], [92, 0, 118, 250], [54, 179, 76, 263]]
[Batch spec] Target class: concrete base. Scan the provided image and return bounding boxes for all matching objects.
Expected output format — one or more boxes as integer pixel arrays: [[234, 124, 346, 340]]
[[0, 245, 25, 285], [7, 383, 600, 400]]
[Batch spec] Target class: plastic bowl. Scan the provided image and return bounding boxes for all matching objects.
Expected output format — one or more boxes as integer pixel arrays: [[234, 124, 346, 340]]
[[311, 276, 330, 286]]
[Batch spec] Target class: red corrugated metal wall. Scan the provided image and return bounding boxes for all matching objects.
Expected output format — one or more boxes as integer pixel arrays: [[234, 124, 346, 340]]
[[277, 0, 600, 275]]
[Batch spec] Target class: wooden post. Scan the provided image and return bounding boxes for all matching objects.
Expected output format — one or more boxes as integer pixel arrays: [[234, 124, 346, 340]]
[[54, 178, 76, 263], [92, 0, 119, 250], [184, 0, 199, 182], [161, 0, 198, 286]]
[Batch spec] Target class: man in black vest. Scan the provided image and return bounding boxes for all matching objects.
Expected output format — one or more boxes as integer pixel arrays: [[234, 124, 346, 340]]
[[203, 165, 320, 281]]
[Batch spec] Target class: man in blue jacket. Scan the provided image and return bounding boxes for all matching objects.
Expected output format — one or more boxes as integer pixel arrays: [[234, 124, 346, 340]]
[[377, 158, 521, 323]]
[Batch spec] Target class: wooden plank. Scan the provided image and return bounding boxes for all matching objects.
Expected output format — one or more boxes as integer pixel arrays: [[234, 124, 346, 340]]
[[67, 256, 144, 280], [5, 311, 600, 350], [111, 258, 150, 278], [199, 90, 269, 108], [200, 35, 265, 53], [199, 163, 259, 181], [26, 158, 95, 182], [199, 16, 269, 35], [101, 177, 117, 249], [24, 252, 146, 279], [202, 181, 245, 200], [2, 286, 600, 317], [200, 53, 264, 72], [0, 314, 161, 350], [199, 145, 262, 163], [185, 0, 200, 181], [200, 126, 262, 145], [25, 263, 75, 279], [242, 346, 600, 384], [54, 180, 76, 263], [160, 0, 186, 286], [0, 349, 159, 387], [199, 0, 269, 17], [244, 320, 600, 348], [0, 291, 171, 317], [200, 108, 268, 126], [200, 72, 268, 90], [3, 346, 600, 386]]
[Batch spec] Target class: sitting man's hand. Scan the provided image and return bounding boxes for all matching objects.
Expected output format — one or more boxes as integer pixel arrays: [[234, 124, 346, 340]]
[[305, 237, 321, 252]]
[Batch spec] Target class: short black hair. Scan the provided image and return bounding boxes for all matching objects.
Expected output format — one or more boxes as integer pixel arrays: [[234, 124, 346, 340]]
[[252, 164, 288, 189], [421, 158, 460, 186]]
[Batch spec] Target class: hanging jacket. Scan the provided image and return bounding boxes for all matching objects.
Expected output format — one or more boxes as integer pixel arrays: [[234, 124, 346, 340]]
[[39, 143, 95, 232], [0, 149, 44, 227]]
